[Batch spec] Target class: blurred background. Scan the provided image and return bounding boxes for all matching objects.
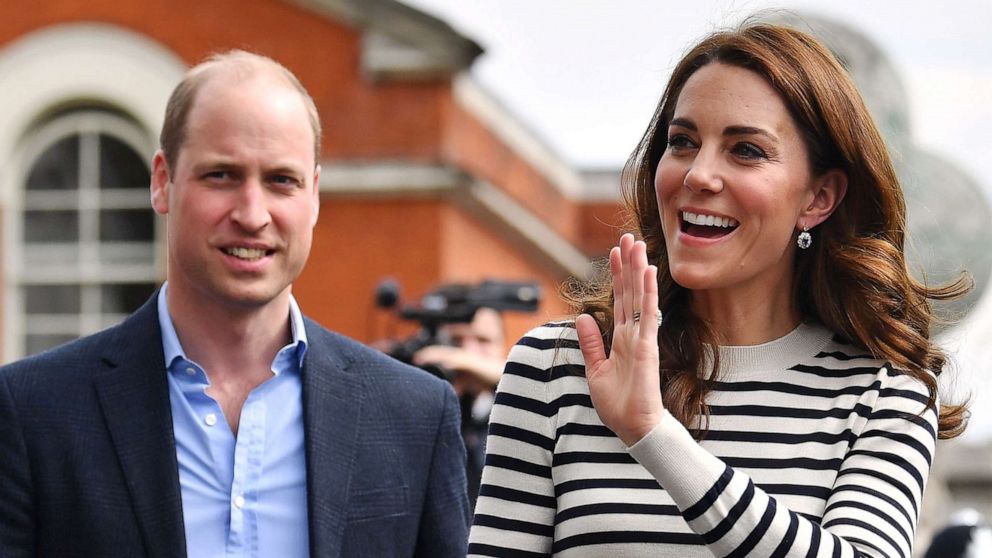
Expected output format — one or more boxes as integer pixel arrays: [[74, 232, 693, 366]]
[[0, 0, 988, 553]]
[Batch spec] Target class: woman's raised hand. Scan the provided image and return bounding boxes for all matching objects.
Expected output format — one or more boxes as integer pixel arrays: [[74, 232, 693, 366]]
[[576, 233, 664, 446]]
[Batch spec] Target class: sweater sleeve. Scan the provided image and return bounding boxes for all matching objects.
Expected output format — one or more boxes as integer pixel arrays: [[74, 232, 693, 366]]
[[468, 326, 562, 557], [628, 366, 937, 558]]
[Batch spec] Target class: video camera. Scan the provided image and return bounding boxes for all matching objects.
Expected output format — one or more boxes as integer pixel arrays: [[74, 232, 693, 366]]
[[375, 278, 541, 370]]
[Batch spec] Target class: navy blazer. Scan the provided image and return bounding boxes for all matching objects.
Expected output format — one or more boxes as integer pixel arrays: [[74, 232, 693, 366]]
[[0, 295, 470, 557]]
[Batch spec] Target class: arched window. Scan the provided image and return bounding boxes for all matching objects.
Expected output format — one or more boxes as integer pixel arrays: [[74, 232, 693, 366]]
[[12, 110, 160, 357]]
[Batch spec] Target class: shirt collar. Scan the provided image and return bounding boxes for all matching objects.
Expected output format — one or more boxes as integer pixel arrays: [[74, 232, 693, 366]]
[[157, 283, 309, 372]]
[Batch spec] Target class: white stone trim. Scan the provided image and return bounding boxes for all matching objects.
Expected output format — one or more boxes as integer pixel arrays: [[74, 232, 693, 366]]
[[318, 160, 592, 278], [460, 179, 592, 278], [319, 161, 465, 194], [452, 74, 586, 200], [0, 23, 185, 191], [0, 23, 184, 360]]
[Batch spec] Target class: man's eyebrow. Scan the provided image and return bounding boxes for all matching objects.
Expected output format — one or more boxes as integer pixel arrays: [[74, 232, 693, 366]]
[[267, 164, 307, 177], [192, 159, 239, 171]]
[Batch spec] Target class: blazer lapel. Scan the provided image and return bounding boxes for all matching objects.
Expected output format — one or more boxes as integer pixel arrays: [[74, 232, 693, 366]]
[[93, 296, 186, 558], [302, 320, 367, 558]]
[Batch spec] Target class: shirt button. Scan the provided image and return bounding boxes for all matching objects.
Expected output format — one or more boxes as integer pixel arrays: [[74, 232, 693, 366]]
[[234, 495, 245, 509], [185, 367, 196, 376], [205, 413, 218, 427]]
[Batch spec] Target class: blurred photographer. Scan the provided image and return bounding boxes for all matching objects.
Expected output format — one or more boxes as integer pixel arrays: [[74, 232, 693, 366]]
[[413, 307, 505, 395], [373, 279, 538, 507], [413, 307, 506, 507]]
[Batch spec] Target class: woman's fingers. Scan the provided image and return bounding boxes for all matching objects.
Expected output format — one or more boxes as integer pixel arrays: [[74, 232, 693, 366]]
[[576, 313, 607, 374], [609, 246, 624, 325], [640, 265, 660, 342], [620, 236, 650, 332], [630, 240, 646, 326], [620, 234, 635, 328], [611, 233, 656, 332]]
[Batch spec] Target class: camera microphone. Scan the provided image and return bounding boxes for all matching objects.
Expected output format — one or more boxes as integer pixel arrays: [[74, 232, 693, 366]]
[[374, 278, 401, 309]]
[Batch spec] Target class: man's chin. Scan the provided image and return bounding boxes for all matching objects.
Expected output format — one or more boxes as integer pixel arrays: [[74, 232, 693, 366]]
[[207, 281, 292, 312]]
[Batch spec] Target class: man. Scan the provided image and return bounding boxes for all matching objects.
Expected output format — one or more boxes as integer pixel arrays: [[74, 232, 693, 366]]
[[413, 307, 506, 508], [0, 51, 469, 558], [413, 306, 506, 393]]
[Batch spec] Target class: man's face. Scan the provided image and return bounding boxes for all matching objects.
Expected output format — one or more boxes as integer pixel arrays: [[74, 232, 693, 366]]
[[442, 308, 505, 359], [150, 74, 320, 312]]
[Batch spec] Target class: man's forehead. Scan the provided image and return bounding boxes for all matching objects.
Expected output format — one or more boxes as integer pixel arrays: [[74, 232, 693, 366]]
[[174, 79, 316, 171], [195, 67, 300, 104]]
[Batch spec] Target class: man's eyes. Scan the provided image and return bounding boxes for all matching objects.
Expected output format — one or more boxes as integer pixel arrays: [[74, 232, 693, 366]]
[[271, 175, 302, 188]]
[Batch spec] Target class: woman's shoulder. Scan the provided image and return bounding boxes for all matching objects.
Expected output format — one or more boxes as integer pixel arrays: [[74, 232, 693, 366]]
[[507, 320, 580, 355], [809, 325, 933, 398], [500, 320, 587, 386]]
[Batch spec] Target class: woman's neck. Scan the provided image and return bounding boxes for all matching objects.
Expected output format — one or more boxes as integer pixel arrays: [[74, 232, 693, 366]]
[[690, 279, 801, 346]]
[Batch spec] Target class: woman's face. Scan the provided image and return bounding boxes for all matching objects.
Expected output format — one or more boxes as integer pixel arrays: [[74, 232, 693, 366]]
[[655, 62, 816, 296]]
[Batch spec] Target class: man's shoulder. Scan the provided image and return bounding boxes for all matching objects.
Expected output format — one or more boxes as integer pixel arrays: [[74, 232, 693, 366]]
[[302, 318, 453, 399], [0, 307, 155, 390], [0, 330, 116, 414]]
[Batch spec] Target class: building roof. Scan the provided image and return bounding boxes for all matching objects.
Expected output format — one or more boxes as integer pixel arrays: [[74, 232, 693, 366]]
[[295, 0, 483, 80]]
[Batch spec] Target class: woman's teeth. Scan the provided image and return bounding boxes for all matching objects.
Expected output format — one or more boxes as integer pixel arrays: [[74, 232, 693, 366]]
[[682, 211, 738, 228]]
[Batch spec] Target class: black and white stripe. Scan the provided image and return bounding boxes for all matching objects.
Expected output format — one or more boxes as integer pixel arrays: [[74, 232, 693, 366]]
[[468, 322, 937, 558]]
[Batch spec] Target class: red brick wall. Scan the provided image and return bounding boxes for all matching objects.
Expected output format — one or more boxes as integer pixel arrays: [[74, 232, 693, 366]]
[[0, 0, 448, 160], [296, 197, 571, 348], [1, 0, 625, 347], [441, 95, 582, 242]]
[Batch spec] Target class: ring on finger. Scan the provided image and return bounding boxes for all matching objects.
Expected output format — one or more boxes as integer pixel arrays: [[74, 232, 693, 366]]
[[632, 311, 641, 323]]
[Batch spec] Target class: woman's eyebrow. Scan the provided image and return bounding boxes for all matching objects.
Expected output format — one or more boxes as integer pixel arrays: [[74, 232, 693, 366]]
[[724, 125, 779, 142]]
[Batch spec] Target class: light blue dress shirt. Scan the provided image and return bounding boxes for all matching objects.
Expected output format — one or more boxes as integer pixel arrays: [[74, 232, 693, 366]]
[[159, 285, 309, 558]]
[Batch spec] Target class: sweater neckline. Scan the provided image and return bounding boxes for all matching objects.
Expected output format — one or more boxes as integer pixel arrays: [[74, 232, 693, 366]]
[[710, 322, 833, 379]]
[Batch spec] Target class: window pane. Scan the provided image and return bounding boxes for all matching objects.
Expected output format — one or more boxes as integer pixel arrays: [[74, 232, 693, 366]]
[[99, 134, 149, 190], [26, 136, 79, 191], [100, 209, 154, 241], [25, 285, 81, 314], [24, 210, 79, 242], [101, 282, 156, 313], [23, 244, 80, 267], [26, 334, 78, 355]]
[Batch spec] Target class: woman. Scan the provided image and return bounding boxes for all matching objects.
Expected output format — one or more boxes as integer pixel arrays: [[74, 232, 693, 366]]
[[468, 21, 968, 558]]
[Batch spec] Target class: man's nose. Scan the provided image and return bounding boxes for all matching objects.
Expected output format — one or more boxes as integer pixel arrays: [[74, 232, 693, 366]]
[[230, 179, 271, 231]]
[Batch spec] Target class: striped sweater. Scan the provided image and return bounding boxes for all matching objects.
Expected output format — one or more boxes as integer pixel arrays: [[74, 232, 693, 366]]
[[468, 321, 937, 557]]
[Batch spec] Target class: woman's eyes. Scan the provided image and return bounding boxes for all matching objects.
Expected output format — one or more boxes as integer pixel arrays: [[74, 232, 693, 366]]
[[667, 135, 768, 161], [731, 142, 768, 160], [666, 134, 696, 150]]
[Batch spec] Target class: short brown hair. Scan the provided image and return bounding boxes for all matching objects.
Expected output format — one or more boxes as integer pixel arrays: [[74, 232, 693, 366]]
[[158, 50, 322, 174]]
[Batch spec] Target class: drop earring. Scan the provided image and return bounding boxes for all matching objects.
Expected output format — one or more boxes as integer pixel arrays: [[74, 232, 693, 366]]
[[797, 226, 812, 250]]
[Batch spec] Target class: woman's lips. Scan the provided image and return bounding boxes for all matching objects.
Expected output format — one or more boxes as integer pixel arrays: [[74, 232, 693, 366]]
[[679, 210, 739, 239]]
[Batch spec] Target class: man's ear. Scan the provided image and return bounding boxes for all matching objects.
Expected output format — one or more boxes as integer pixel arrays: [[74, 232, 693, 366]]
[[799, 169, 848, 229], [310, 164, 321, 227], [150, 150, 171, 215]]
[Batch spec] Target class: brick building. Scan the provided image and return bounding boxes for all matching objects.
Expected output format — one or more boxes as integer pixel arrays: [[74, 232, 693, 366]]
[[0, 0, 625, 360]]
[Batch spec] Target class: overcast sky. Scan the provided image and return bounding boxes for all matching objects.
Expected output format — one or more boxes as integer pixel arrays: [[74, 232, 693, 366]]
[[403, 1, 992, 441], [404, 0, 992, 195]]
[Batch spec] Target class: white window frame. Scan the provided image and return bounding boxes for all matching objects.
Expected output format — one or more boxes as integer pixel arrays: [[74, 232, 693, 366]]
[[0, 23, 185, 360], [11, 111, 161, 357]]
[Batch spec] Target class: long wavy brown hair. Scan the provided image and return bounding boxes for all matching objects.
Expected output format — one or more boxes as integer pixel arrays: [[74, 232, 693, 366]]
[[565, 21, 970, 439]]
